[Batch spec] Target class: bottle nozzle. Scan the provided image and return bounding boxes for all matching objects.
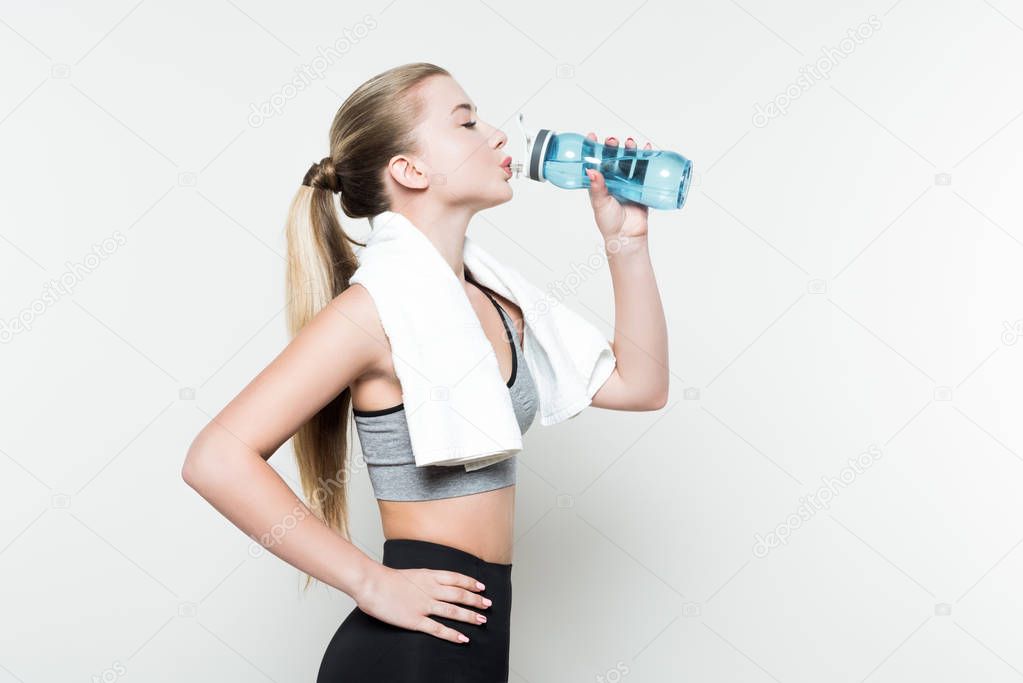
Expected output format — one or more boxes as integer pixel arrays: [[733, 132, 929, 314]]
[[513, 112, 532, 180]]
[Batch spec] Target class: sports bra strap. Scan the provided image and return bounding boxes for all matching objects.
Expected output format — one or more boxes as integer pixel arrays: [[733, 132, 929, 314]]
[[465, 272, 520, 365]]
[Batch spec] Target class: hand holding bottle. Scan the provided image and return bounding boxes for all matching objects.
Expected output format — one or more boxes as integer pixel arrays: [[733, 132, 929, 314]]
[[585, 133, 653, 245], [511, 112, 693, 212]]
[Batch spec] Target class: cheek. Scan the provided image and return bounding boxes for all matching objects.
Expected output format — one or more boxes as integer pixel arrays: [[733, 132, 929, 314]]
[[468, 142, 498, 174], [443, 142, 489, 180], [436, 139, 477, 174]]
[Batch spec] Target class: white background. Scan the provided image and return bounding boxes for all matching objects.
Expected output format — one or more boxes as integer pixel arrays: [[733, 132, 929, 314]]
[[2, 0, 1023, 681]]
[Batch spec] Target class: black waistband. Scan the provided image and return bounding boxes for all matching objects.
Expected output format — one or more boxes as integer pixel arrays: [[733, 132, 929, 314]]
[[383, 538, 513, 572]]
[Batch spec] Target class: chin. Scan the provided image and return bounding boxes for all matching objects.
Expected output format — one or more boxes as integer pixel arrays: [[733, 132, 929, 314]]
[[496, 181, 514, 203]]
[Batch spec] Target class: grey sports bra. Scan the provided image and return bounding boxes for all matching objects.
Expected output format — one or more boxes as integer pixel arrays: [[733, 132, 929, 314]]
[[352, 279, 539, 501]]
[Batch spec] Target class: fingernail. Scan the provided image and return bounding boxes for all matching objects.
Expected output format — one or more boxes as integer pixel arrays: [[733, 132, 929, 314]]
[[477, 614, 487, 623], [608, 137, 617, 144], [476, 581, 485, 590], [459, 634, 470, 643], [483, 597, 492, 607]]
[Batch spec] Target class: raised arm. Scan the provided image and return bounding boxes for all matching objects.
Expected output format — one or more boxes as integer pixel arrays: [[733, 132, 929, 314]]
[[585, 133, 670, 412]]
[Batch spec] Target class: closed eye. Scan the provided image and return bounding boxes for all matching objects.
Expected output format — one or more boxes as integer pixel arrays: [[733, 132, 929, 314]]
[[462, 121, 477, 128]]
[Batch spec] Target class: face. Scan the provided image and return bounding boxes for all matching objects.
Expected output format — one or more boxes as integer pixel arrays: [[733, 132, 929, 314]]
[[392, 75, 512, 211]]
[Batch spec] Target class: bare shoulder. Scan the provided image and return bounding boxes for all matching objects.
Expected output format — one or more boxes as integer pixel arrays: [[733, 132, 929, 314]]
[[327, 283, 391, 376]]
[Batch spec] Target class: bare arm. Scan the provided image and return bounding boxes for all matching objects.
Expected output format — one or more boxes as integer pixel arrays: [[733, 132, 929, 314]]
[[181, 284, 385, 599], [582, 132, 670, 412], [590, 233, 669, 411]]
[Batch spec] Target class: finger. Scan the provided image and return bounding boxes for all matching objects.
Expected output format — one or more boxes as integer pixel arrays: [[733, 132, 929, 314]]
[[601, 134, 616, 172], [436, 584, 492, 610], [644, 141, 653, 149], [624, 136, 637, 158], [428, 599, 488, 626], [586, 167, 608, 199], [587, 131, 598, 140], [418, 617, 471, 644], [437, 570, 485, 592]]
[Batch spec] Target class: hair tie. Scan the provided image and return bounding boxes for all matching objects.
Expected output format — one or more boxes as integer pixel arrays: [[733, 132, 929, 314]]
[[302, 156, 342, 194]]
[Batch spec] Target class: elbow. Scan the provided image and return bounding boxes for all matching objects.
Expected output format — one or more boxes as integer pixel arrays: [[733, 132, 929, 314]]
[[181, 441, 206, 490], [182, 427, 261, 491], [181, 429, 219, 491], [643, 385, 669, 411]]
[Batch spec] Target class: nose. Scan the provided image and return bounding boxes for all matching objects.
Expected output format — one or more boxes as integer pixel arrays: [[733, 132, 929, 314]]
[[492, 128, 507, 150]]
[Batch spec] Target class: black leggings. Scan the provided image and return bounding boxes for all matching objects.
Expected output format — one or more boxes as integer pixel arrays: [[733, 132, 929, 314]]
[[317, 538, 513, 682]]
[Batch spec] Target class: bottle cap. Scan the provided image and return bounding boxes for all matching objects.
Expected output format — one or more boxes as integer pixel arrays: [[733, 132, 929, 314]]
[[513, 112, 554, 182]]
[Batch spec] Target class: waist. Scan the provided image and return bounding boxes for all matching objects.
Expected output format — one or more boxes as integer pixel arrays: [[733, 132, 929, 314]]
[[384, 537, 513, 573], [382, 537, 512, 604], [378, 485, 516, 564]]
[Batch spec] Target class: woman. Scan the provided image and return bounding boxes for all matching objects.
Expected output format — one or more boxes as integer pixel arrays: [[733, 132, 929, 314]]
[[182, 62, 668, 682]]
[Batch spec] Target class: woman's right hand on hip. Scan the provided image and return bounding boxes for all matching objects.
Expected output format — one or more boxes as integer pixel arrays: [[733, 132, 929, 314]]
[[354, 565, 492, 643]]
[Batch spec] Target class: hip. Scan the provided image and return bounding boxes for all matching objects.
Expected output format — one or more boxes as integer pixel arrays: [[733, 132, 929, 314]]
[[317, 538, 514, 683]]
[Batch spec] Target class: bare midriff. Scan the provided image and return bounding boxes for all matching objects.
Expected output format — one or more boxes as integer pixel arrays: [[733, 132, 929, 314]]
[[376, 486, 516, 564]]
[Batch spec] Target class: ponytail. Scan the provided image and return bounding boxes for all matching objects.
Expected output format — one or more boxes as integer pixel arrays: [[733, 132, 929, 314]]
[[281, 62, 452, 591]]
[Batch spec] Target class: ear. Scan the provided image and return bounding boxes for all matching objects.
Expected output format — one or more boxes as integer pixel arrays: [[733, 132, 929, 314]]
[[387, 154, 431, 191]]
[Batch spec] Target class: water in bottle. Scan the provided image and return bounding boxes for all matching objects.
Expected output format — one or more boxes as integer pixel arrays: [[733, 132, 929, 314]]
[[510, 113, 693, 210]]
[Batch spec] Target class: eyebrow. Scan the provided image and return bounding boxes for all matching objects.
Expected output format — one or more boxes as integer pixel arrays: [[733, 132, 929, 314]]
[[450, 102, 478, 115]]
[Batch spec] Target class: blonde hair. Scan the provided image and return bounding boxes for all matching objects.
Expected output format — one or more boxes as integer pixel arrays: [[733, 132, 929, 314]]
[[283, 62, 450, 589]]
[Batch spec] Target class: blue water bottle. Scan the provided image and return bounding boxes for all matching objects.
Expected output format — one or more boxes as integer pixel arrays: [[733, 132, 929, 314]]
[[511, 113, 693, 210]]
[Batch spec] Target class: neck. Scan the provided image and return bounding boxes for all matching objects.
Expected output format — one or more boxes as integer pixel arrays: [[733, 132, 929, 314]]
[[398, 202, 476, 284]]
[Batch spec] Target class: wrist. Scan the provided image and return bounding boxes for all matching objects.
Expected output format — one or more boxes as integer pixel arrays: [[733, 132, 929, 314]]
[[344, 551, 384, 602], [604, 232, 648, 257]]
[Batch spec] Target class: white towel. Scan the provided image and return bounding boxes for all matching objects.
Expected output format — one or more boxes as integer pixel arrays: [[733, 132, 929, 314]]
[[349, 210, 617, 471]]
